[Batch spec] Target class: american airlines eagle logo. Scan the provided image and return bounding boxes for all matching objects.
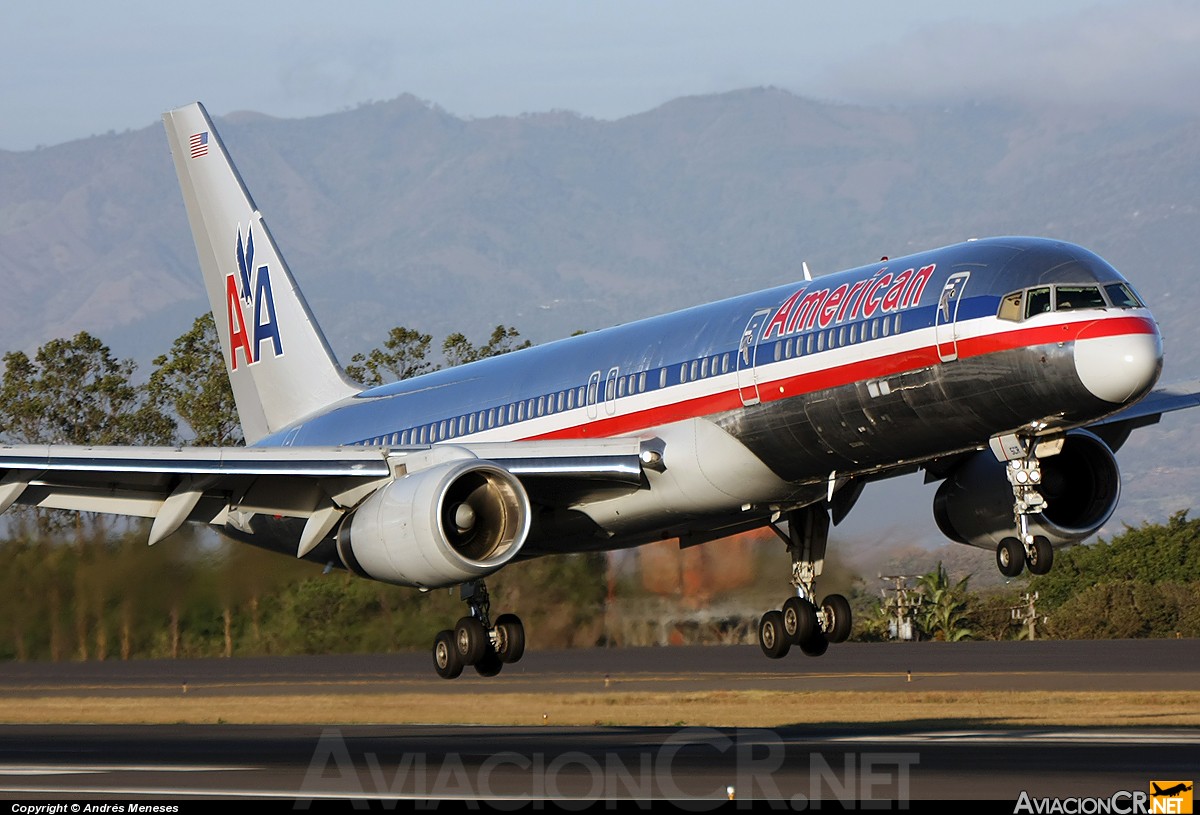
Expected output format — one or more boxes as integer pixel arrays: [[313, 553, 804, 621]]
[[226, 225, 283, 370]]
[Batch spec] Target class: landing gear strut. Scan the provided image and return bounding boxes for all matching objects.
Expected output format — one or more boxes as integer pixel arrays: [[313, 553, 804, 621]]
[[996, 441, 1056, 577], [432, 580, 526, 679], [758, 506, 852, 659]]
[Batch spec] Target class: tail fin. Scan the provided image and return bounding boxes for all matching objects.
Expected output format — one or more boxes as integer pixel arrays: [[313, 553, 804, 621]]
[[162, 102, 359, 444]]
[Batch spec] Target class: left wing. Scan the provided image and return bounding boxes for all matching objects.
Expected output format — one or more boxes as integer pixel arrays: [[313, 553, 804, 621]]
[[0, 438, 651, 554]]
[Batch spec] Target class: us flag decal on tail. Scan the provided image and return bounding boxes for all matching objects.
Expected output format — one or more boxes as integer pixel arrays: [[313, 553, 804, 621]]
[[189, 131, 209, 159]]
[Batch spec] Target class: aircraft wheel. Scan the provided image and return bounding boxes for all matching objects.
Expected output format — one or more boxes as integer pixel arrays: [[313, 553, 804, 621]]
[[782, 596, 817, 645], [821, 594, 853, 643], [996, 537, 1025, 577], [493, 613, 526, 664], [433, 630, 463, 680], [454, 616, 488, 665], [799, 630, 829, 657], [1027, 536, 1054, 575], [758, 610, 791, 659], [474, 646, 504, 677]]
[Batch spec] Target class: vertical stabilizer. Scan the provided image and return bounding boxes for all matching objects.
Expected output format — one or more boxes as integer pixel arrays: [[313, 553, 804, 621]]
[[162, 103, 359, 444]]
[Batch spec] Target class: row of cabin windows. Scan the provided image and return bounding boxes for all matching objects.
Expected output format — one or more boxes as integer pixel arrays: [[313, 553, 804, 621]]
[[356, 313, 911, 446], [770, 314, 903, 363], [680, 353, 732, 384], [997, 282, 1144, 322], [359, 370, 654, 446]]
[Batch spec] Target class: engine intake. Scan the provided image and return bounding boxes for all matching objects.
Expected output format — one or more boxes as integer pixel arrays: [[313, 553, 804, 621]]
[[337, 459, 531, 588], [933, 430, 1121, 549]]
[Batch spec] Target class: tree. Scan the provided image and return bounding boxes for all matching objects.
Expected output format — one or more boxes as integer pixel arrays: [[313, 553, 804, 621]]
[[0, 332, 176, 660], [1030, 510, 1200, 608], [345, 326, 437, 386], [442, 325, 531, 368], [0, 332, 174, 446], [916, 562, 974, 641], [148, 315, 242, 446]]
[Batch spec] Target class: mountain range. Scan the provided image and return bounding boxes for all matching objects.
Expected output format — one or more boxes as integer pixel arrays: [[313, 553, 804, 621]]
[[1, 87, 1197, 537]]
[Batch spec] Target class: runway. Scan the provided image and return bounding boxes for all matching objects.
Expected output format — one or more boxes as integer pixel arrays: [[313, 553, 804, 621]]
[[2, 639, 1198, 696], [0, 640, 1196, 804]]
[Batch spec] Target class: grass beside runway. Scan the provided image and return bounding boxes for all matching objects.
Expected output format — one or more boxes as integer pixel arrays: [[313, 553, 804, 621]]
[[2, 690, 1199, 728]]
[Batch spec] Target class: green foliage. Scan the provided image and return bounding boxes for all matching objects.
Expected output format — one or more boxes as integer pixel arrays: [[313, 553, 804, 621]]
[[148, 314, 242, 446], [1045, 581, 1200, 639], [965, 588, 1027, 641], [1031, 511, 1200, 608], [442, 325, 532, 368], [345, 326, 436, 387], [0, 332, 174, 446], [491, 553, 608, 648], [915, 562, 974, 642], [347, 324, 531, 385], [1027, 512, 1200, 639], [258, 573, 459, 654]]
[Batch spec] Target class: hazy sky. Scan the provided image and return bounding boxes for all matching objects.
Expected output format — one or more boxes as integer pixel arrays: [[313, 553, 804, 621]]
[[5, 0, 1198, 150]]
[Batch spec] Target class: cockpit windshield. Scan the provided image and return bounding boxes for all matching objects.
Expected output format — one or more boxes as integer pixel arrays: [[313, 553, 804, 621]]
[[997, 282, 1145, 322]]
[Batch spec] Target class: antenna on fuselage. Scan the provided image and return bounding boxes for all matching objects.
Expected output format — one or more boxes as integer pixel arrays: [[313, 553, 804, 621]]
[[802, 261, 813, 282]]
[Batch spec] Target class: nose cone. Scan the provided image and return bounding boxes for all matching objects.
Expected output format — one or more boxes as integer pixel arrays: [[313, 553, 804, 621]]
[[1074, 320, 1163, 404]]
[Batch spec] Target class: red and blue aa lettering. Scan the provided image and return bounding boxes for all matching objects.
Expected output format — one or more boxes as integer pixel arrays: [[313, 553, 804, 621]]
[[227, 225, 283, 370]]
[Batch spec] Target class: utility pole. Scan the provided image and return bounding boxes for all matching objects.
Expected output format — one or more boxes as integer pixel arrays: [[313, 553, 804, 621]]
[[1010, 591, 1042, 640], [880, 575, 922, 641]]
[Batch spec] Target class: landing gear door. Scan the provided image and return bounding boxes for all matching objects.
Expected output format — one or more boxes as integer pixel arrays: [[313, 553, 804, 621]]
[[737, 309, 771, 406], [935, 272, 970, 362]]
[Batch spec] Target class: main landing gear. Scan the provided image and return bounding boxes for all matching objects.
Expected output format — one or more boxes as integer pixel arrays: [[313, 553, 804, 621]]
[[995, 447, 1055, 578], [758, 506, 852, 659], [432, 580, 526, 679]]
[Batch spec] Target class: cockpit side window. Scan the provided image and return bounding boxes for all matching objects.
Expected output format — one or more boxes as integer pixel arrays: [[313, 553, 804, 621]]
[[1055, 285, 1106, 311], [998, 290, 1024, 322], [1025, 287, 1052, 319], [1104, 282, 1143, 309]]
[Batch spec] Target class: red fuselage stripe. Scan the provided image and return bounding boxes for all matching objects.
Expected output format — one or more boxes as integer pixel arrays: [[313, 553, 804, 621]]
[[529, 315, 1157, 440]]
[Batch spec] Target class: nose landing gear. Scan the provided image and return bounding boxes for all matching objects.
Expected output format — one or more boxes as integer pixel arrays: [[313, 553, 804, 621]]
[[996, 443, 1057, 578]]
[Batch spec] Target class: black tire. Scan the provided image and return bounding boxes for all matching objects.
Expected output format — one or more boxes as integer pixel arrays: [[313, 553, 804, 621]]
[[494, 613, 526, 664], [432, 630, 463, 680], [799, 630, 829, 657], [996, 537, 1025, 577], [782, 596, 817, 645], [474, 646, 503, 677], [758, 610, 791, 659], [820, 594, 853, 644], [1027, 536, 1054, 575], [454, 616, 488, 665]]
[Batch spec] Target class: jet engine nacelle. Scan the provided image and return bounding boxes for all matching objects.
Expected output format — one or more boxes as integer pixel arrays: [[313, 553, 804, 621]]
[[933, 429, 1121, 550], [337, 459, 531, 588]]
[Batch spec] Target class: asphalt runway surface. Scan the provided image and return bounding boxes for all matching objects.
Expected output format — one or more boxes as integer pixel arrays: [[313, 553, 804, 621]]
[[0, 640, 1196, 804]]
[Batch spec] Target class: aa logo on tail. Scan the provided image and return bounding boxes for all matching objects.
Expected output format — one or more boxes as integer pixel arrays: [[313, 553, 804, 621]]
[[226, 225, 283, 370]]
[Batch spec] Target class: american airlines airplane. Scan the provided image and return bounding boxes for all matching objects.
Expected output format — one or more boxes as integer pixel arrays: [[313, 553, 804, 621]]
[[1, 102, 1193, 678]]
